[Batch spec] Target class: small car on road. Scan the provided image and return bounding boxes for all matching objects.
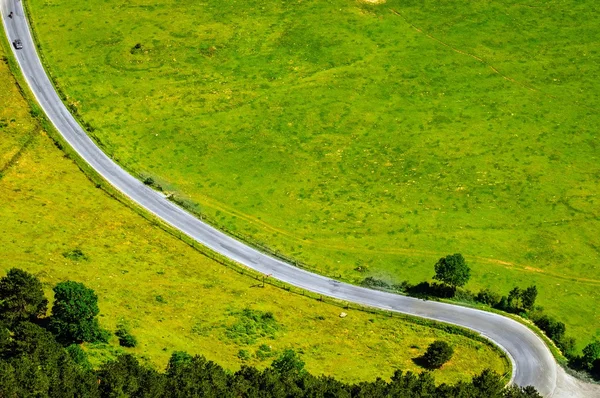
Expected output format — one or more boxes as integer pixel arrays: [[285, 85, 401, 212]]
[[13, 39, 23, 50]]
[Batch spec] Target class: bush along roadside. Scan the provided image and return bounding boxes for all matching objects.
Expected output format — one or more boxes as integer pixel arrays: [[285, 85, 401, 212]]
[[361, 253, 600, 381]]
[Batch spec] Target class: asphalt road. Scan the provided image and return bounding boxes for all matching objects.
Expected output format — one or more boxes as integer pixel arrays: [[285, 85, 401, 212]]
[[0, 0, 568, 395]]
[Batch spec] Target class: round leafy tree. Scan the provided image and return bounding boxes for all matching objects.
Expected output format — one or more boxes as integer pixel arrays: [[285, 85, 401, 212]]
[[423, 340, 454, 369], [433, 253, 470, 290], [0, 268, 48, 324], [50, 281, 106, 344], [582, 341, 600, 370]]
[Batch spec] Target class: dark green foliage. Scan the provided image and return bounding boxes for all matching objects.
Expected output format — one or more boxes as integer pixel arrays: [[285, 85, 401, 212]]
[[0, 319, 541, 397], [504, 385, 544, 398], [533, 314, 566, 343], [115, 325, 137, 348], [582, 341, 600, 370], [0, 269, 545, 396], [50, 281, 107, 344], [164, 354, 231, 398], [98, 354, 165, 398], [472, 369, 508, 398], [130, 43, 144, 54], [592, 358, 600, 379], [143, 176, 154, 186], [477, 288, 501, 307], [65, 344, 92, 370], [405, 281, 456, 298], [521, 286, 538, 311], [0, 268, 48, 325], [0, 322, 99, 397], [504, 285, 538, 312], [497, 296, 509, 311], [422, 340, 454, 369], [507, 287, 521, 311], [62, 248, 88, 261], [558, 336, 577, 358], [433, 253, 471, 289], [531, 313, 578, 357]]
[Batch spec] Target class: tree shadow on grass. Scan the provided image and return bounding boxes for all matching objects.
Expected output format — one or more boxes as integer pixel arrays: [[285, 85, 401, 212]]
[[411, 355, 432, 369]]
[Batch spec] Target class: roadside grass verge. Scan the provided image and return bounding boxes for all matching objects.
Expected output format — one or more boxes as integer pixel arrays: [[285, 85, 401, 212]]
[[0, 38, 509, 384]]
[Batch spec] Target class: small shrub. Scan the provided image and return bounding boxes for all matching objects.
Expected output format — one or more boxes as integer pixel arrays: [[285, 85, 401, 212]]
[[115, 326, 137, 348], [143, 176, 155, 186], [392, 281, 412, 293], [256, 344, 274, 360], [238, 349, 251, 361], [476, 289, 501, 307], [130, 43, 144, 54], [361, 277, 391, 290], [225, 308, 280, 345], [406, 281, 454, 298], [422, 340, 454, 369], [454, 289, 476, 303], [62, 248, 88, 261]]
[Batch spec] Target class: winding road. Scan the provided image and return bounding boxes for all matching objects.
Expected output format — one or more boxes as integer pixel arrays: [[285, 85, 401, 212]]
[[2, 0, 598, 396]]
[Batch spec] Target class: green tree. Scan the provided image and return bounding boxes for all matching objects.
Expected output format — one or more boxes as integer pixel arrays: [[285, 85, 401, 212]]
[[507, 287, 522, 311], [0, 268, 48, 324], [592, 358, 600, 379], [521, 286, 538, 311], [582, 341, 600, 370], [50, 281, 106, 344], [471, 369, 504, 398], [476, 288, 501, 307], [0, 361, 18, 398], [98, 354, 164, 397], [7, 322, 99, 397], [433, 253, 470, 290], [534, 315, 566, 342], [422, 340, 454, 369]]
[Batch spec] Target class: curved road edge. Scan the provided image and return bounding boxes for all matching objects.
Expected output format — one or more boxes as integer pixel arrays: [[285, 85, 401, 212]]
[[2, 0, 589, 395]]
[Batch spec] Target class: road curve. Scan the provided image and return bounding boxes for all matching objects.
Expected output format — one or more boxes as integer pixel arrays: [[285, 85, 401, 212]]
[[0, 0, 565, 394]]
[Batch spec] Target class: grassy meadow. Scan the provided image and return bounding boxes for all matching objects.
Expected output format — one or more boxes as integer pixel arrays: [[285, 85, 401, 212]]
[[0, 42, 509, 383], [25, 0, 600, 348]]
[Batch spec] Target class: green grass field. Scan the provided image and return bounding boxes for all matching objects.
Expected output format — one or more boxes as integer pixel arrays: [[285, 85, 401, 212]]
[[25, 0, 600, 348], [0, 42, 508, 383]]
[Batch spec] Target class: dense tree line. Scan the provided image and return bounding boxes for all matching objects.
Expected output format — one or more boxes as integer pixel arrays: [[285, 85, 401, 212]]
[[0, 268, 543, 397], [0, 320, 542, 397]]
